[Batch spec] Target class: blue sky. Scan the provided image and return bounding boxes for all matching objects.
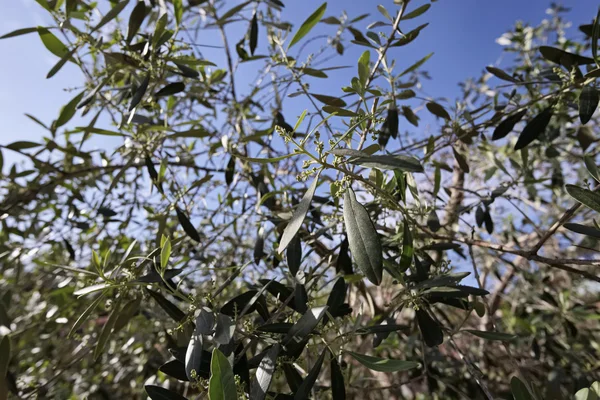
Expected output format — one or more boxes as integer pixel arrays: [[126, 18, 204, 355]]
[[0, 1, 597, 159]]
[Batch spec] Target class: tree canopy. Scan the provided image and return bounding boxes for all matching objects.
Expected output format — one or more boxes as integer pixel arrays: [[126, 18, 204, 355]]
[[0, 1, 599, 399]]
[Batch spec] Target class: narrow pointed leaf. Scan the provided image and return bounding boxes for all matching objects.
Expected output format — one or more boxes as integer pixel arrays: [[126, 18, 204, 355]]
[[464, 329, 517, 341], [565, 185, 600, 213], [250, 344, 280, 400], [492, 109, 527, 140], [311, 93, 346, 107], [486, 66, 518, 83], [347, 351, 420, 372], [510, 377, 533, 400], [146, 288, 186, 322], [94, 298, 122, 360], [343, 188, 382, 285], [347, 155, 423, 173], [145, 385, 187, 400], [38, 28, 69, 58], [127, 0, 146, 43], [278, 172, 320, 254], [46, 46, 77, 79], [427, 210, 441, 232], [426, 102, 450, 120], [564, 223, 600, 239], [287, 235, 302, 276], [283, 306, 328, 348], [416, 309, 443, 347], [399, 221, 413, 272], [93, 1, 129, 32], [56, 91, 84, 128], [159, 359, 189, 381], [584, 156, 600, 183], [176, 206, 201, 242], [452, 147, 470, 173], [250, 13, 258, 56], [330, 354, 345, 400], [155, 82, 185, 97], [129, 73, 150, 111], [288, 3, 327, 49], [186, 327, 204, 381], [0, 335, 10, 379], [1, 27, 40, 39], [579, 86, 599, 125], [294, 349, 326, 400], [400, 52, 433, 76], [173, 0, 183, 25], [401, 4, 431, 20], [514, 107, 553, 150]]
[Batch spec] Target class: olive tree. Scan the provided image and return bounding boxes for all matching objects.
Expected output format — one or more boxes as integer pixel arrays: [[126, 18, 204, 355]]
[[0, 1, 599, 399]]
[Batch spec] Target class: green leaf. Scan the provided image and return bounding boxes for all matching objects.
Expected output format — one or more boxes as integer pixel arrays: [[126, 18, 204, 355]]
[[283, 306, 328, 348], [145, 385, 187, 400], [169, 127, 210, 139], [322, 106, 359, 117], [287, 235, 302, 276], [250, 344, 280, 400], [416, 309, 443, 347], [0, 27, 40, 39], [0, 335, 11, 379], [208, 348, 237, 400], [94, 298, 121, 360], [302, 68, 328, 78], [347, 154, 424, 173], [127, 0, 146, 43], [112, 297, 141, 332], [250, 12, 258, 56], [73, 283, 109, 296], [486, 66, 519, 83], [510, 376, 533, 400], [146, 288, 186, 322], [401, 4, 431, 20], [347, 351, 420, 372], [161, 237, 171, 270], [492, 109, 527, 140], [175, 206, 201, 242], [68, 292, 106, 338], [294, 349, 326, 400], [539, 46, 595, 66], [514, 107, 553, 150], [426, 102, 451, 120], [311, 93, 347, 107], [235, 153, 295, 164], [219, 1, 252, 23], [288, 2, 327, 49], [358, 50, 370, 87], [579, 86, 599, 125], [38, 27, 69, 58], [343, 188, 383, 285], [56, 91, 84, 128], [564, 223, 600, 239], [565, 184, 600, 213], [93, 1, 129, 32], [330, 353, 345, 400], [584, 156, 600, 183], [152, 13, 169, 48], [129, 73, 150, 111], [155, 82, 185, 97], [452, 147, 470, 173], [46, 46, 77, 79], [5, 141, 42, 151], [173, 0, 183, 26], [400, 52, 433, 76], [464, 329, 517, 342], [399, 221, 413, 271], [575, 388, 599, 400]]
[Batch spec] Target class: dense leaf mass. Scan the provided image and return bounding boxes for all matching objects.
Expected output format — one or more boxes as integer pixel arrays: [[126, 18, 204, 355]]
[[0, 1, 599, 399]]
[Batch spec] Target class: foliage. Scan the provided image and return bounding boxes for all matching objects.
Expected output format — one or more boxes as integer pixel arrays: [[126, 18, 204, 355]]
[[0, 0, 599, 399]]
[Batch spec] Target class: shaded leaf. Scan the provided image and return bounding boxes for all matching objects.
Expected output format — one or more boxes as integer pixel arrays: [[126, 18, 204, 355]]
[[566, 185, 600, 213], [401, 4, 431, 20], [343, 188, 382, 285], [287, 234, 302, 276], [127, 0, 146, 43], [56, 91, 84, 128], [400, 52, 433, 76], [311, 93, 346, 107], [579, 86, 599, 125], [294, 349, 326, 400], [330, 354, 345, 400], [159, 359, 189, 381], [539, 46, 595, 66], [145, 385, 187, 400], [155, 82, 185, 97], [514, 107, 553, 150], [0, 27, 40, 39], [283, 307, 328, 349], [486, 66, 518, 83], [426, 102, 450, 120], [564, 223, 600, 239], [146, 288, 186, 322], [510, 376, 533, 400], [348, 154, 423, 173], [465, 329, 517, 341], [250, 344, 280, 400], [427, 210, 441, 232], [416, 309, 443, 347], [250, 12, 258, 56], [94, 298, 121, 360], [175, 207, 201, 242], [93, 1, 129, 32], [492, 109, 527, 140], [129, 73, 150, 111], [347, 351, 420, 372]]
